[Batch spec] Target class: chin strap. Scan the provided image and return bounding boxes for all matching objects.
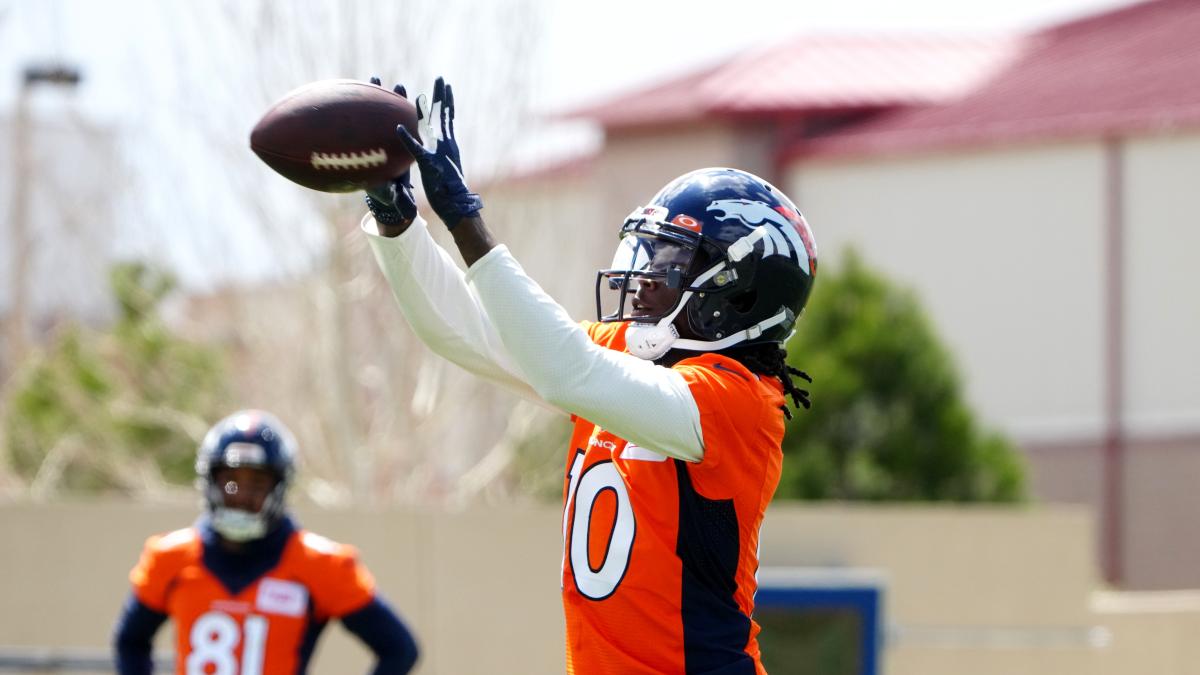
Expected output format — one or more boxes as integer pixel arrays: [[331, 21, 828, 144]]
[[671, 308, 792, 353], [626, 322, 679, 360]]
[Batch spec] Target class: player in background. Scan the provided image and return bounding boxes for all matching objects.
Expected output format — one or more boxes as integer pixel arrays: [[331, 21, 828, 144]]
[[112, 410, 418, 675], [360, 77, 816, 675]]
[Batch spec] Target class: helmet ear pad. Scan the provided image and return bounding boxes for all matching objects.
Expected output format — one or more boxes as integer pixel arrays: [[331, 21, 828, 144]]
[[684, 253, 808, 344], [728, 289, 758, 314]]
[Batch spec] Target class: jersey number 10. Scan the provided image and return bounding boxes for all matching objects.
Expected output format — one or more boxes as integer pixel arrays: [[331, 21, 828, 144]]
[[563, 452, 636, 600], [187, 611, 269, 675]]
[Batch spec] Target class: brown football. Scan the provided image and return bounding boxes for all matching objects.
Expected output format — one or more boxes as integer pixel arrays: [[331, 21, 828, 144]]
[[250, 79, 420, 193]]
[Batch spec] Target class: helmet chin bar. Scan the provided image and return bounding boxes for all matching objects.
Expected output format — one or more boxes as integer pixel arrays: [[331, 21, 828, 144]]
[[672, 307, 792, 352], [211, 507, 268, 542], [626, 322, 680, 360]]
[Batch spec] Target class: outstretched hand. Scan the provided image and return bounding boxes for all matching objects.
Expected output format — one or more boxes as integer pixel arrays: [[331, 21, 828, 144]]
[[394, 76, 483, 230], [364, 77, 418, 232]]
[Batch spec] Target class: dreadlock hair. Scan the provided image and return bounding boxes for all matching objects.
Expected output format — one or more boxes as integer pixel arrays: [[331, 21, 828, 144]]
[[726, 343, 812, 420]]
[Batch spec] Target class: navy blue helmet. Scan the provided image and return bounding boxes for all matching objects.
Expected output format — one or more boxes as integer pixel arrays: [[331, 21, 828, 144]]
[[597, 167, 818, 360], [196, 410, 297, 542]]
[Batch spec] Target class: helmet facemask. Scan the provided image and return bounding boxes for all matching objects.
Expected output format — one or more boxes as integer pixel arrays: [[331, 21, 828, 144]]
[[596, 208, 718, 359], [203, 468, 289, 542]]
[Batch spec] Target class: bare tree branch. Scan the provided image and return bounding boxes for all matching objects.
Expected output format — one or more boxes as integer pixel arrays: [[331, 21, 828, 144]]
[[135, 0, 549, 507]]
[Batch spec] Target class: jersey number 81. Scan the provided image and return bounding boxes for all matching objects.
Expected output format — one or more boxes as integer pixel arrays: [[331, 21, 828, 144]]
[[187, 611, 269, 675]]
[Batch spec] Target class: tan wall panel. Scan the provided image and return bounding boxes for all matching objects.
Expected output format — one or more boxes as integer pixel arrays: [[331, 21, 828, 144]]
[[421, 508, 564, 674], [761, 504, 1096, 626], [0, 502, 188, 648], [1091, 591, 1200, 675], [888, 648, 1103, 675], [0, 503, 565, 674], [0, 501, 1118, 675]]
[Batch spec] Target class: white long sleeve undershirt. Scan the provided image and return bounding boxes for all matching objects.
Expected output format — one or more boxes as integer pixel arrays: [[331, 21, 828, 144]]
[[363, 213, 704, 462], [363, 214, 538, 401]]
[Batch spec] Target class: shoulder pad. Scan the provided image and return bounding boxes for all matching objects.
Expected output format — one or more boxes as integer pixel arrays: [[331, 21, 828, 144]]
[[147, 527, 200, 554]]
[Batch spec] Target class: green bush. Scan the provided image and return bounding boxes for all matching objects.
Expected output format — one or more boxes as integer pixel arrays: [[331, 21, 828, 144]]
[[780, 250, 1025, 502], [5, 263, 227, 492]]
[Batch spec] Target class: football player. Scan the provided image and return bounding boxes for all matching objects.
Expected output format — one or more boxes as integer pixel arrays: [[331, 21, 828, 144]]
[[112, 410, 418, 675], [363, 77, 815, 674]]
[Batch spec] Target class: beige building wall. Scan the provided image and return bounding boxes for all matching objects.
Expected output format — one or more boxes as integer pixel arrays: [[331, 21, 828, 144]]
[[481, 169, 607, 319], [9, 500, 1198, 675], [1122, 132, 1200, 437], [1120, 436, 1200, 590], [597, 122, 777, 231], [787, 131, 1200, 589], [788, 142, 1108, 443], [1025, 435, 1200, 590]]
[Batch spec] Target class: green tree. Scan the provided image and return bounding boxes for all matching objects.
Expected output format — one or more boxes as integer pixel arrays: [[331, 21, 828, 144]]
[[780, 250, 1025, 502], [5, 263, 227, 494]]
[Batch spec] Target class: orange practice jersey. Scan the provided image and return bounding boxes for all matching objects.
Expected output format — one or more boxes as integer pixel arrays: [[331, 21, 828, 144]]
[[129, 527, 375, 675], [562, 322, 785, 675]]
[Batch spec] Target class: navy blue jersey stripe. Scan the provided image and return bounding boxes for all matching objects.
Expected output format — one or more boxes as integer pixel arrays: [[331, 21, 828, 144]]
[[296, 598, 327, 674], [674, 460, 755, 674]]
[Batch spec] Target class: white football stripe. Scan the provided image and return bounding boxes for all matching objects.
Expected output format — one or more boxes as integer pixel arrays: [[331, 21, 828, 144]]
[[776, 217, 811, 273], [310, 148, 387, 171]]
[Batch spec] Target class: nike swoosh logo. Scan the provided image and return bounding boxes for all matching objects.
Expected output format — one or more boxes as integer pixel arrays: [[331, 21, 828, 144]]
[[712, 362, 749, 381]]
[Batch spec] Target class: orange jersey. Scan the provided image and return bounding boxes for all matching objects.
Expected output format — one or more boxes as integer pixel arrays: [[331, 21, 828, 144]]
[[129, 527, 375, 675], [562, 322, 785, 674]]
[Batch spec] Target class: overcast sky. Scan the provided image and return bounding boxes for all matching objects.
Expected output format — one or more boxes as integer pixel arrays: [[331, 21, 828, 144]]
[[539, 0, 1140, 108], [0, 0, 1143, 289], [2, 0, 1141, 112]]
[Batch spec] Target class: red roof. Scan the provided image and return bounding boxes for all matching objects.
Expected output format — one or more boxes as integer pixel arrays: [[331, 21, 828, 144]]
[[799, 0, 1200, 159], [567, 34, 1024, 129], [480, 152, 596, 190]]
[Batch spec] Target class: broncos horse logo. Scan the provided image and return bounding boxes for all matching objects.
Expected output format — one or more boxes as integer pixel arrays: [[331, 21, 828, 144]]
[[707, 199, 815, 275]]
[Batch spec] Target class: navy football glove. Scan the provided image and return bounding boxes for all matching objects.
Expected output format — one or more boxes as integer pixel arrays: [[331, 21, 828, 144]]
[[395, 76, 483, 229], [364, 77, 418, 227]]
